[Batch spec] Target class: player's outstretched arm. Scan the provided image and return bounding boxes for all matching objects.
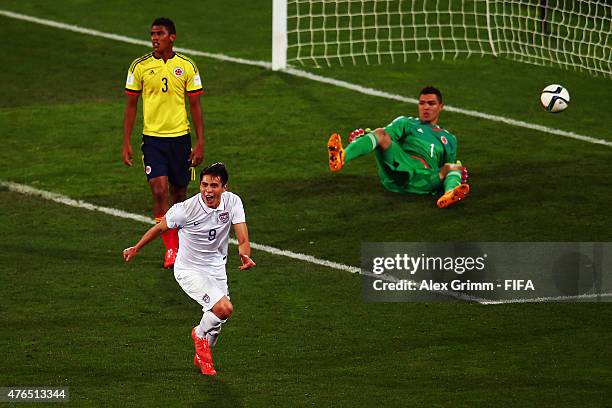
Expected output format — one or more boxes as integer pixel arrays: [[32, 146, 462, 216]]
[[123, 217, 170, 262], [233, 222, 255, 270]]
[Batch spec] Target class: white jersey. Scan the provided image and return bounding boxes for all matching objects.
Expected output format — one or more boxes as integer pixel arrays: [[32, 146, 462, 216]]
[[165, 191, 246, 277]]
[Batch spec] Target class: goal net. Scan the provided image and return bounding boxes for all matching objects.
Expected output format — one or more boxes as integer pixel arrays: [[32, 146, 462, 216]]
[[273, 0, 611, 77]]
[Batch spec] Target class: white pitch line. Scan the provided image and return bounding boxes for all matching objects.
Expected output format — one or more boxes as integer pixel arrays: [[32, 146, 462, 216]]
[[5, 180, 612, 305], [481, 292, 612, 305], [1, 180, 478, 301], [0, 10, 271, 70], [2, 181, 155, 225], [283, 67, 612, 147], [5, 180, 610, 305], [0, 181, 360, 275], [1, 9, 611, 148], [2, 180, 481, 301]]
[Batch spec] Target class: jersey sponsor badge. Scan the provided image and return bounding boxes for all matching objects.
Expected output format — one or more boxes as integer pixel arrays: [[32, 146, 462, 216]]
[[219, 212, 230, 224], [417, 128, 424, 133], [441, 136, 448, 145], [193, 73, 202, 87], [145, 165, 152, 175], [126, 73, 135, 86], [203, 294, 210, 303], [174, 67, 184, 77]]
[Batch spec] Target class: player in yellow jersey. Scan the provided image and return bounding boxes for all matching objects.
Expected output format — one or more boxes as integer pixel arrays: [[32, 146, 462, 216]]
[[123, 17, 204, 268]]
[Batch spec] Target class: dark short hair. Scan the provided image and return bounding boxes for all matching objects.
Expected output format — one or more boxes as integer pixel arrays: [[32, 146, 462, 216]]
[[151, 17, 176, 35], [200, 162, 229, 185], [420, 86, 443, 104]]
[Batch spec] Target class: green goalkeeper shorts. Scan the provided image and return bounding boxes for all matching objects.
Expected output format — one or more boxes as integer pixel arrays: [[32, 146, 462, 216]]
[[374, 143, 442, 195]]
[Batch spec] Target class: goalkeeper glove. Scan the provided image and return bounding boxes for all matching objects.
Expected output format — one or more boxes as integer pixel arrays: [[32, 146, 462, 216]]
[[348, 128, 372, 144], [456, 160, 469, 184]]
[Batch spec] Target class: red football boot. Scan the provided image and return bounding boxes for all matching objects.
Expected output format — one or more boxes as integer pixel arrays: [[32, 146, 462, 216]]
[[191, 328, 217, 376], [193, 354, 217, 376], [163, 248, 177, 269]]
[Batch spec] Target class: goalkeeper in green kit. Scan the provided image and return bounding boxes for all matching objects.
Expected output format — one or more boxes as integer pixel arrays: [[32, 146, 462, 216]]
[[327, 86, 469, 208]]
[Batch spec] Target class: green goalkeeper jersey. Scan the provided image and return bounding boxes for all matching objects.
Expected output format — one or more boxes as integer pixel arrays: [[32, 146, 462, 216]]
[[371, 115, 458, 195], [384, 115, 457, 169]]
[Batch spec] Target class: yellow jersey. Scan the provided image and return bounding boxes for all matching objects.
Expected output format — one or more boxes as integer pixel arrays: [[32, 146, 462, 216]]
[[125, 52, 204, 137]]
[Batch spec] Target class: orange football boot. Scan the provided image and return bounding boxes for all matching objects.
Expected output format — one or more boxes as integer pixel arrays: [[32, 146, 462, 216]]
[[436, 184, 470, 209], [327, 133, 345, 172]]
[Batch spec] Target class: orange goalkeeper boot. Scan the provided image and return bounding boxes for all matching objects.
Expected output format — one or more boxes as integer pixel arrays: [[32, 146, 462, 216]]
[[437, 184, 470, 209], [327, 133, 345, 172]]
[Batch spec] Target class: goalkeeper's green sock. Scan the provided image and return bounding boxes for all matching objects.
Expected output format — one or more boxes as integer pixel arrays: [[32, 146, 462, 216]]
[[443, 168, 462, 193], [345, 132, 378, 162]]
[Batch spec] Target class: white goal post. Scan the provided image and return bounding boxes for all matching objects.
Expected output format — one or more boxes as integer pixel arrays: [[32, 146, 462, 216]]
[[273, 0, 289, 70], [271, 0, 612, 78]]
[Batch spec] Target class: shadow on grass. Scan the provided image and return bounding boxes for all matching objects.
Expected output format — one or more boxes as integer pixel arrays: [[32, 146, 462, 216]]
[[191, 376, 244, 408]]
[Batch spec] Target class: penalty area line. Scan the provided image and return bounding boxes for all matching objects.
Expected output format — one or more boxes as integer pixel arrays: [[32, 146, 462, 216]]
[[2, 180, 485, 304], [0, 180, 360, 275], [3, 180, 482, 303], [6, 181, 608, 305], [0, 9, 611, 148]]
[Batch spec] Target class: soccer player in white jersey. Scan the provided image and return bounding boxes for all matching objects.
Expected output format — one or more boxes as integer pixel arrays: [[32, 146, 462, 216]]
[[123, 163, 256, 376]]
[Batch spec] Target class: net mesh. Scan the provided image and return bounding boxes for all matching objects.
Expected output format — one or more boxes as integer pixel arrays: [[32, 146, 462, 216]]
[[286, 0, 611, 77]]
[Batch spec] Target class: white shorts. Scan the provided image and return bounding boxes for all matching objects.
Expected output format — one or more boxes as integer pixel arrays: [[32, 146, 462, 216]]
[[174, 267, 229, 312]]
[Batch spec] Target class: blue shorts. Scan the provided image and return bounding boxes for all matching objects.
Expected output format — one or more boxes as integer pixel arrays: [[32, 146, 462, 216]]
[[141, 134, 191, 187]]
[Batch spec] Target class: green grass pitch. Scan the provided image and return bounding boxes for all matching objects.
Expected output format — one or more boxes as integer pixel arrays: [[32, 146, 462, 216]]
[[1, 1, 612, 406]]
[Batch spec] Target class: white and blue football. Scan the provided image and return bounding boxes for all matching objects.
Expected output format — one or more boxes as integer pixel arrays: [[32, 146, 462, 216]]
[[540, 84, 570, 113]]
